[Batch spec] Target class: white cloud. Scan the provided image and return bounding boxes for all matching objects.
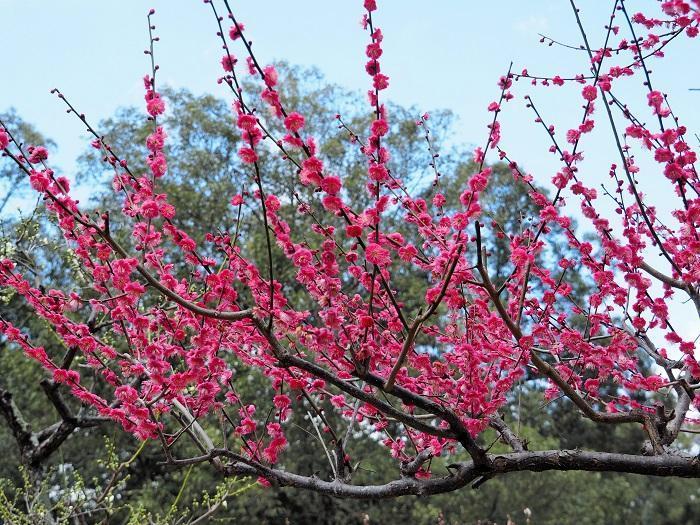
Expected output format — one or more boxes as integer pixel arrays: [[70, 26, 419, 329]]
[[514, 15, 550, 35]]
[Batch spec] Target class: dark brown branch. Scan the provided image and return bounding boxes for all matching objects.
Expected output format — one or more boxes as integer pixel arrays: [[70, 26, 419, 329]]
[[640, 262, 699, 316], [1, 380, 108, 468], [489, 414, 527, 452], [166, 448, 700, 499], [277, 352, 454, 441], [400, 448, 433, 477], [385, 245, 463, 391], [475, 223, 649, 429], [0, 387, 36, 457], [254, 319, 487, 465], [31, 379, 109, 464], [103, 230, 253, 322]]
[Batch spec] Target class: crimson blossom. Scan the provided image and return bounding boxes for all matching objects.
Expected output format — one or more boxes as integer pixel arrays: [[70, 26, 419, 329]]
[[1, 0, 700, 499]]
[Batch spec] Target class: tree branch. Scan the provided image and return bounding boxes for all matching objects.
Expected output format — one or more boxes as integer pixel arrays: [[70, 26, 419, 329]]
[[0, 387, 37, 457], [489, 414, 527, 452], [165, 448, 700, 500]]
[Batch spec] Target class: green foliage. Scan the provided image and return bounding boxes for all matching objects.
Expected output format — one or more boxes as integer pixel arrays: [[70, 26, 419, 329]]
[[0, 110, 56, 216], [0, 438, 255, 524]]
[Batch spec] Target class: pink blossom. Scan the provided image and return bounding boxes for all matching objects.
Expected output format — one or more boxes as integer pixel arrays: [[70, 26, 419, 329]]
[[263, 65, 279, 87], [540, 205, 558, 221], [229, 23, 245, 40], [566, 129, 581, 144], [654, 147, 674, 162], [284, 112, 305, 133], [236, 417, 256, 436], [468, 168, 491, 192], [322, 194, 344, 212], [29, 171, 50, 191], [146, 94, 165, 117], [238, 146, 258, 164], [321, 176, 342, 195], [582, 85, 598, 101], [293, 248, 313, 267], [330, 395, 346, 408], [265, 194, 281, 212], [146, 127, 166, 151], [27, 146, 48, 164], [346, 225, 363, 237], [366, 242, 391, 266], [368, 163, 389, 181], [358, 315, 374, 328], [647, 90, 668, 116], [237, 114, 258, 132], [148, 152, 167, 177], [372, 73, 389, 90], [371, 118, 389, 137], [221, 54, 237, 72], [366, 42, 382, 59], [365, 60, 380, 76], [53, 368, 80, 384], [141, 199, 160, 218], [398, 244, 417, 261]]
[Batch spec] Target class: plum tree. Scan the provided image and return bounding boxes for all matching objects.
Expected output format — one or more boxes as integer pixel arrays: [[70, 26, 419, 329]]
[[0, 0, 699, 505]]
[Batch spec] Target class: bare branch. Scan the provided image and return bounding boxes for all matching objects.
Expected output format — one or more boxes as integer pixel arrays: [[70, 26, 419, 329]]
[[489, 414, 527, 452], [164, 448, 700, 499]]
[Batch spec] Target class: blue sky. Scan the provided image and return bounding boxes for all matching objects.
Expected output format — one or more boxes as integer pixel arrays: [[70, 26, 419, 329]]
[[1, 1, 699, 341], [3, 1, 694, 177]]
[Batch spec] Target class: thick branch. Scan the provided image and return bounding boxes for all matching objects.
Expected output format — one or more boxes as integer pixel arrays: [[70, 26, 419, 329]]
[[641, 262, 700, 317], [400, 448, 433, 477], [278, 353, 455, 440], [168, 448, 700, 500], [489, 414, 527, 452], [0, 387, 37, 456], [255, 320, 487, 465]]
